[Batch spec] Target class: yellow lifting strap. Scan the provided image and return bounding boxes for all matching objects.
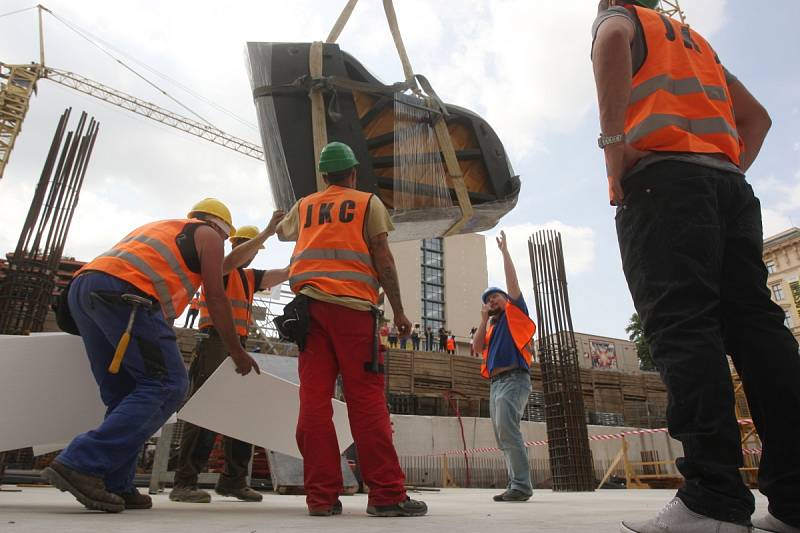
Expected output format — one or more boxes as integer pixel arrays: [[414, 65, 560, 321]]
[[315, 0, 474, 236]]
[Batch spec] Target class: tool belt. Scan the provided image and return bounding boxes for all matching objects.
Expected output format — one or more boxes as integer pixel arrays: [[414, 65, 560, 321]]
[[53, 281, 80, 336], [273, 293, 310, 351]]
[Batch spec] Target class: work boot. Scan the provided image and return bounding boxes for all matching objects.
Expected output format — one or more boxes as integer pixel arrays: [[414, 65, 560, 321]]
[[492, 489, 531, 502], [169, 485, 211, 503], [367, 497, 427, 517], [114, 488, 152, 510], [215, 485, 263, 502], [41, 461, 125, 513], [309, 499, 343, 516], [753, 513, 800, 533], [620, 498, 751, 532]]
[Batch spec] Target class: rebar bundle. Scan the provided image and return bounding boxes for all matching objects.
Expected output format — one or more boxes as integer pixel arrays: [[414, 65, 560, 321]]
[[0, 108, 99, 335], [529, 230, 595, 491]]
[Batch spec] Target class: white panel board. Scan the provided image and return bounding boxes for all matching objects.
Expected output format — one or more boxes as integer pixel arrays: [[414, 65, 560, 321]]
[[0, 333, 105, 453], [178, 356, 353, 459]]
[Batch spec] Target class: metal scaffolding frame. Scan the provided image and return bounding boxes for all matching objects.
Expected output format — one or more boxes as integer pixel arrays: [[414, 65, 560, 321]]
[[529, 230, 595, 491]]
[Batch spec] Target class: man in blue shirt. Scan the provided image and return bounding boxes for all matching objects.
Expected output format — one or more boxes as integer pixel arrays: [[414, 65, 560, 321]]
[[472, 231, 536, 503]]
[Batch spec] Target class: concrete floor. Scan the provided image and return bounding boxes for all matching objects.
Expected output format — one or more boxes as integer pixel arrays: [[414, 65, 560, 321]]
[[0, 486, 768, 532]]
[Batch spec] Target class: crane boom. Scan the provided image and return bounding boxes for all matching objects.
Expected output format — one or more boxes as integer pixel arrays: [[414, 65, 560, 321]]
[[43, 67, 265, 161]]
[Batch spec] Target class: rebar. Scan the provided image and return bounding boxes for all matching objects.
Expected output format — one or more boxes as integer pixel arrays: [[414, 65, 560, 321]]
[[529, 230, 595, 491], [0, 108, 99, 335]]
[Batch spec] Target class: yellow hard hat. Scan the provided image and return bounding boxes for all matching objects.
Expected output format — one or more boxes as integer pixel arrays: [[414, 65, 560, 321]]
[[188, 198, 234, 232], [230, 225, 259, 242]]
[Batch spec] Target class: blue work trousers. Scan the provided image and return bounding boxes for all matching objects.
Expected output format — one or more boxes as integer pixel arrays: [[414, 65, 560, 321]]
[[57, 272, 188, 493], [489, 370, 532, 495]]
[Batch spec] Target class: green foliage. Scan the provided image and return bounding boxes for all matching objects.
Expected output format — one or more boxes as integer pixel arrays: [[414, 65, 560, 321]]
[[625, 313, 656, 371]]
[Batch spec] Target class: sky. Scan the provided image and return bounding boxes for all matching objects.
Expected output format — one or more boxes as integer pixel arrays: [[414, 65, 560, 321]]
[[1, 1, 798, 339]]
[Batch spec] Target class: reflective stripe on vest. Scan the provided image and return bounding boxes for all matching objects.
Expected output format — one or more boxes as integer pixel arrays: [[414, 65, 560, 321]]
[[197, 268, 255, 337], [480, 302, 537, 380], [76, 219, 203, 320], [624, 6, 741, 165], [289, 186, 379, 304]]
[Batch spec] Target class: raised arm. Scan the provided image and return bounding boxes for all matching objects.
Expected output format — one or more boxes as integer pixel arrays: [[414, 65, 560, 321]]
[[258, 266, 290, 291], [222, 210, 285, 274], [496, 230, 521, 301]]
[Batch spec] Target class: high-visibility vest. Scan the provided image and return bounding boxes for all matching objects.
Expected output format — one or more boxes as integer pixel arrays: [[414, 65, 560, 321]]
[[624, 6, 741, 166], [446, 337, 456, 351], [189, 297, 200, 311], [197, 268, 256, 337], [481, 302, 537, 379], [289, 185, 379, 304], [76, 219, 204, 320]]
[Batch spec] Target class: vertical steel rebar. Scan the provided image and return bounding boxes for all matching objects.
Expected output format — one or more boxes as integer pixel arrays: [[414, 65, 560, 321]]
[[529, 230, 595, 491], [0, 108, 99, 335]]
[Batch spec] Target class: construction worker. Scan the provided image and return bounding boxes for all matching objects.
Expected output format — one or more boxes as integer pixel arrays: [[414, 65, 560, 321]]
[[593, 2, 800, 532], [276, 141, 427, 517], [183, 292, 200, 328], [41, 198, 261, 513], [472, 230, 536, 503], [171, 218, 288, 504]]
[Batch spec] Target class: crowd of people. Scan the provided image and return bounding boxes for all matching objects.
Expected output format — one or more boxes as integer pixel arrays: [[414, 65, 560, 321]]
[[381, 323, 465, 355]]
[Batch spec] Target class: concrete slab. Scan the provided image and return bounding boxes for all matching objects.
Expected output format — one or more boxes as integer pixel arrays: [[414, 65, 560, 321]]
[[0, 486, 768, 533]]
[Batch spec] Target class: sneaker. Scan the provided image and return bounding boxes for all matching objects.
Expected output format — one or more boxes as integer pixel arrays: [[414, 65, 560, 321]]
[[367, 497, 427, 517], [753, 513, 800, 533], [169, 485, 211, 503], [41, 461, 125, 513], [493, 489, 531, 502], [114, 488, 152, 510], [309, 499, 343, 516], [215, 486, 263, 502], [620, 498, 751, 532]]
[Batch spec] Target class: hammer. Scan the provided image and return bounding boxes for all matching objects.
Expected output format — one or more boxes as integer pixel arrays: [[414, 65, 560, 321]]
[[108, 294, 153, 374]]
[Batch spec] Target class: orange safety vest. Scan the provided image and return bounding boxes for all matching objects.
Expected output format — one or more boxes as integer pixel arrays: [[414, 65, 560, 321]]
[[197, 268, 256, 337], [76, 219, 204, 320], [446, 337, 456, 351], [624, 6, 741, 166], [189, 297, 200, 311], [481, 302, 537, 379], [289, 185, 379, 304]]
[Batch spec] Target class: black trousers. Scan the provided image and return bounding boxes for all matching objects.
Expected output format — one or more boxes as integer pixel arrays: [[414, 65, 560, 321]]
[[616, 161, 800, 526], [173, 334, 252, 489]]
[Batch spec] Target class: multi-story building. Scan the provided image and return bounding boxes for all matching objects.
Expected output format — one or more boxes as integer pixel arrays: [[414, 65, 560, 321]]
[[387, 233, 488, 346], [763, 227, 800, 343]]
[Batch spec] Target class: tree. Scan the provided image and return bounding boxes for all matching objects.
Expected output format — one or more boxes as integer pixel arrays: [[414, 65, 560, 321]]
[[625, 313, 656, 371]]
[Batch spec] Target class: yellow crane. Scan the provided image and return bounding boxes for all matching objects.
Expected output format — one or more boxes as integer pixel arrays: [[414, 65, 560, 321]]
[[0, 5, 264, 181]]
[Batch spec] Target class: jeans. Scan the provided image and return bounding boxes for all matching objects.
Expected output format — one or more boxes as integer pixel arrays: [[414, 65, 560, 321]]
[[173, 334, 252, 489], [58, 272, 189, 493], [616, 161, 800, 526], [489, 370, 532, 495]]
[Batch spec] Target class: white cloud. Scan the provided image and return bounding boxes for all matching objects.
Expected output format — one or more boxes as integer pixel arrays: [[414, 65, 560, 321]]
[[483, 221, 595, 296], [761, 208, 794, 240]]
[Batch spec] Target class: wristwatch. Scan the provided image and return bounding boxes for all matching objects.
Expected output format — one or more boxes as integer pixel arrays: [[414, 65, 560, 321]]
[[598, 133, 625, 149]]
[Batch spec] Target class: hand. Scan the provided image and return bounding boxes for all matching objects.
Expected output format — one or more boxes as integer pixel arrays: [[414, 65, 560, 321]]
[[394, 313, 412, 339], [604, 143, 649, 206], [496, 230, 508, 253], [266, 210, 286, 235], [480, 303, 491, 322], [231, 349, 261, 376]]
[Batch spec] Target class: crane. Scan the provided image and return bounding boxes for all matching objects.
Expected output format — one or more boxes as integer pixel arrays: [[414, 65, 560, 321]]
[[0, 5, 264, 181]]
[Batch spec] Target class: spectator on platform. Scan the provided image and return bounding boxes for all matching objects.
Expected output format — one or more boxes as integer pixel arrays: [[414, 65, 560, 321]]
[[438, 327, 447, 352], [388, 324, 398, 349], [425, 326, 434, 352], [411, 324, 421, 351]]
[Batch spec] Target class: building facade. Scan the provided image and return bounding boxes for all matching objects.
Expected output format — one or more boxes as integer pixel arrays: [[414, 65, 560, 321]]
[[387, 233, 488, 344], [763, 227, 800, 343]]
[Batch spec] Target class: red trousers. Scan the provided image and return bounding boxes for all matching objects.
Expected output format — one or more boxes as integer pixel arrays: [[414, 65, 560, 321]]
[[296, 299, 406, 509]]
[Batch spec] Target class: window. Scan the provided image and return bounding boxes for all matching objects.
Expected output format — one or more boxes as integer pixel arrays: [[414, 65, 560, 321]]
[[766, 260, 776, 274], [785, 310, 792, 329], [772, 284, 784, 301], [421, 238, 445, 331]]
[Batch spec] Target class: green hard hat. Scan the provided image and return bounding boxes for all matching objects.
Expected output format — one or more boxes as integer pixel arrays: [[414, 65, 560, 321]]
[[318, 141, 359, 173], [635, 0, 660, 8]]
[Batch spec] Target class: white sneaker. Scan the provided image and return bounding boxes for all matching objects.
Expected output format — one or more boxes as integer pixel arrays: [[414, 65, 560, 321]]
[[753, 513, 800, 533], [620, 498, 751, 532]]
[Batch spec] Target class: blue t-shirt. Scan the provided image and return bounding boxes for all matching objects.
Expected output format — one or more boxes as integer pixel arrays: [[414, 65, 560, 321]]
[[487, 295, 530, 374]]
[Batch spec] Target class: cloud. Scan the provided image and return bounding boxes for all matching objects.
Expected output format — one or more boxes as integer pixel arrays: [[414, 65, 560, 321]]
[[483, 221, 596, 296]]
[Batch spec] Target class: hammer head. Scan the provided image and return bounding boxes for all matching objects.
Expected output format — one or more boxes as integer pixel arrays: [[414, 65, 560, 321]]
[[121, 293, 153, 309]]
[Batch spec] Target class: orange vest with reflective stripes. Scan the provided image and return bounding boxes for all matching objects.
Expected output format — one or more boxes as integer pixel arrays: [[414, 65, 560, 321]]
[[481, 302, 537, 379], [624, 6, 741, 166], [447, 337, 456, 351], [76, 219, 204, 320], [189, 297, 200, 311], [289, 186, 379, 304], [197, 268, 256, 337]]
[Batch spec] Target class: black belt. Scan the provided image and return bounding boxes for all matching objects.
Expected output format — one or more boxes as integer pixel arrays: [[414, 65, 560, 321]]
[[490, 367, 529, 383], [202, 326, 248, 347]]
